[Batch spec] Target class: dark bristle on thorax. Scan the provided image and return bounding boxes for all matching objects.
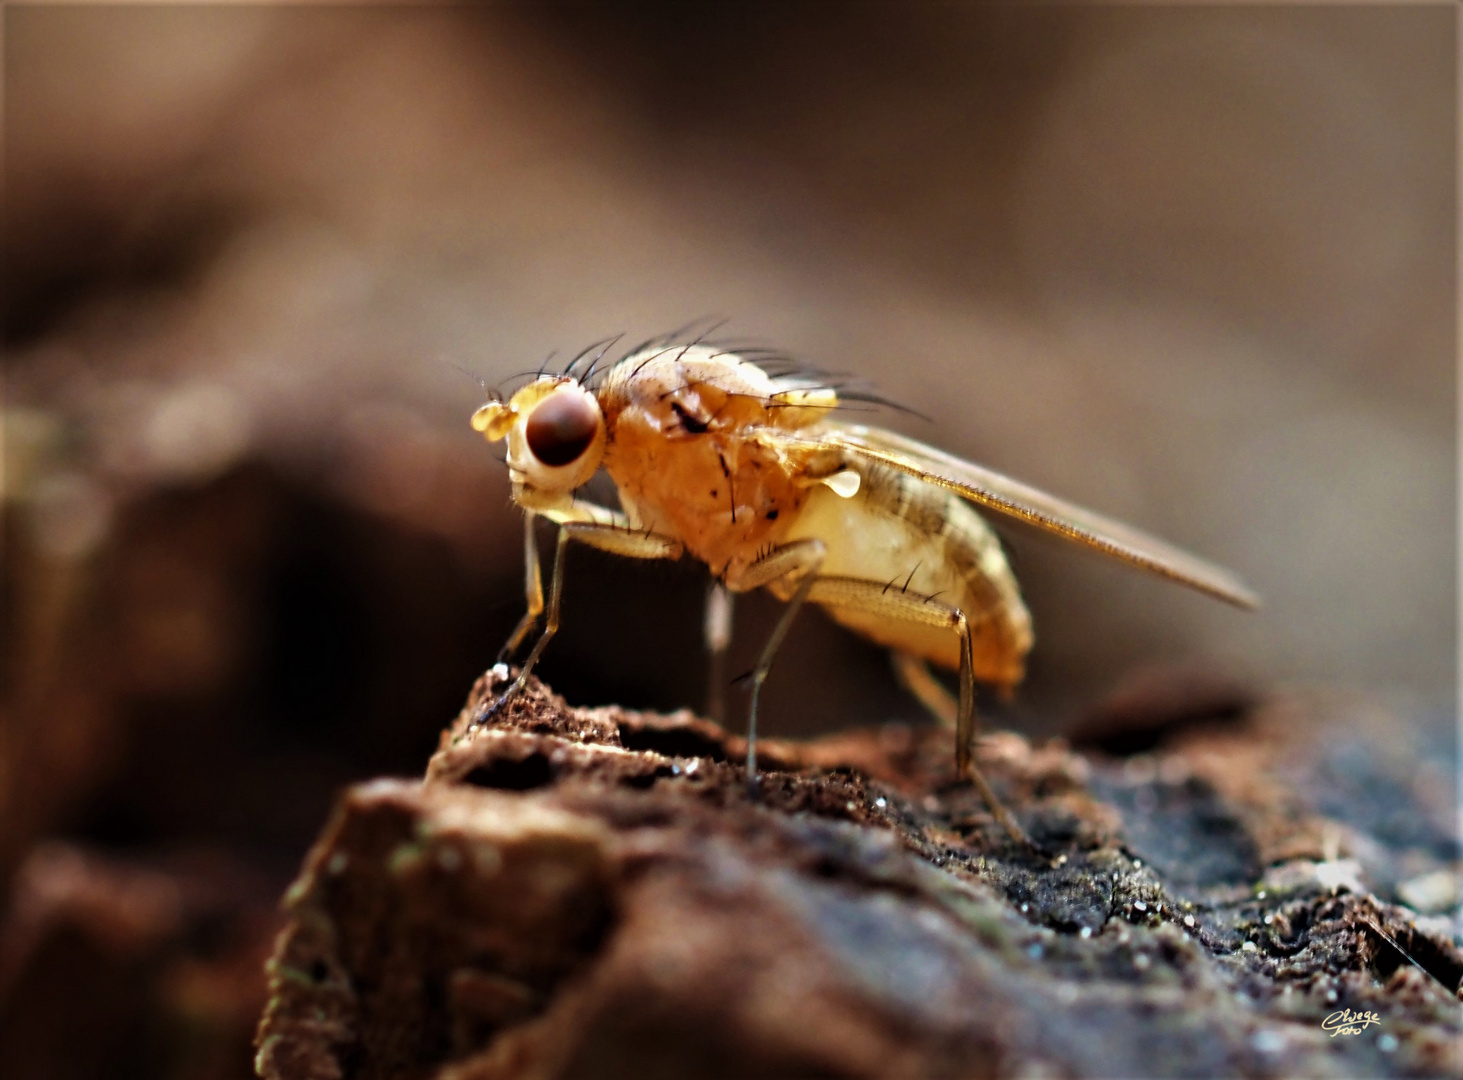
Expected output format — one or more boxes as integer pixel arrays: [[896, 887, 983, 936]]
[[530, 328, 925, 421]]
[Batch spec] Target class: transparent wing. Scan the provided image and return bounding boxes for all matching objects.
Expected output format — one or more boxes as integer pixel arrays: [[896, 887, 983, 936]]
[[821, 424, 1260, 609]]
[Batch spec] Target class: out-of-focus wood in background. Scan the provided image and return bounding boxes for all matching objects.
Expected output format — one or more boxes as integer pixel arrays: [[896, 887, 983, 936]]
[[8, 6, 1452, 718]]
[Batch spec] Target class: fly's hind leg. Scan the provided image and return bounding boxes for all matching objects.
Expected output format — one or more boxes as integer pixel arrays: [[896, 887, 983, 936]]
[[891, 651, 958, 728], [725, 539, 827, 792], [806, 579, 1029, 846], [474, 510, 682, 728]]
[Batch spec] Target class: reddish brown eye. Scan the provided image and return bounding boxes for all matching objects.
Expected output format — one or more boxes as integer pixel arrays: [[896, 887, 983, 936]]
[[525, 389, 599, 466]]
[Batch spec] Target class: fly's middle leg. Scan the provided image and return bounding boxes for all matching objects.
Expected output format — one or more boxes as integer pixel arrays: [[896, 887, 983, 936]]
[[804, 578, 1031, 847], [704, 581, 734, 725], [725, 539, 827, 793]]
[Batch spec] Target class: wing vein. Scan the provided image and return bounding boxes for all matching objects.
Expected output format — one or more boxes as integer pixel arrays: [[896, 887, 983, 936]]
[[817, 425, 1259, 609]]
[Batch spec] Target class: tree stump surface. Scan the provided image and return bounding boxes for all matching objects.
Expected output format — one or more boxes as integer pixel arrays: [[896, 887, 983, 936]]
[[255, 673, 1460, 1079]]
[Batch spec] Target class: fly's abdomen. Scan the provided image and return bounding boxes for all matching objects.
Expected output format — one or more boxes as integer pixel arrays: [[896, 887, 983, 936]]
[[780, 463, 1033, 689]]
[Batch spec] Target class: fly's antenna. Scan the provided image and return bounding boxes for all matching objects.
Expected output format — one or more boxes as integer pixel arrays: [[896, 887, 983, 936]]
[[493, 367, 567, 399], [443, 359, 500, 402]]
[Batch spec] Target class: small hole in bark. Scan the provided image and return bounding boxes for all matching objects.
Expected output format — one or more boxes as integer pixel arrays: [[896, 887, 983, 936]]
[[310, 960, 329, 982], [464, 752, 555, 791]]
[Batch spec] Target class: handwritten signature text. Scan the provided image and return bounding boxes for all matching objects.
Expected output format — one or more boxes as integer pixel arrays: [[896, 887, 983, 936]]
[[1321, 1009, 1382, 1037]]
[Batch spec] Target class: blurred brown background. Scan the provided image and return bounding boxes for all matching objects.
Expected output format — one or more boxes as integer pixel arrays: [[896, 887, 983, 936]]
[[1, 5, 1455, 1078]]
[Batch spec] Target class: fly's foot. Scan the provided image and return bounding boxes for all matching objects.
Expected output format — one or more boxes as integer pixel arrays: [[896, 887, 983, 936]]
[[467, 664, 518, 732], [467, 690, 511, 733], [956, 761, 1042, 853]]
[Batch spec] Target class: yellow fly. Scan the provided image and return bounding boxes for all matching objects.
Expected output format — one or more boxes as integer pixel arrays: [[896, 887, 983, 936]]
[[470, 331, 1258, 840]]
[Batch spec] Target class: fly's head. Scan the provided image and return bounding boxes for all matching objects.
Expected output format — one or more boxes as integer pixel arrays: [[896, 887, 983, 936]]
[[472, 378, 606, 500]]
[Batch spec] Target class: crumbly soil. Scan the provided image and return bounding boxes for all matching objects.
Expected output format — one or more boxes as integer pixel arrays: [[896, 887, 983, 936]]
[[254, 671, 1460, 1080]]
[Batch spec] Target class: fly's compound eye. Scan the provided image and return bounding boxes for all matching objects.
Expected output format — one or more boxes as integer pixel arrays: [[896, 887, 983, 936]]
[[525, 386, 601, 467]]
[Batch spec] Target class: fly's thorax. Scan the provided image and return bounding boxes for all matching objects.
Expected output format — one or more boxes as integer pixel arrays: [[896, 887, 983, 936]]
[[604, 417, 808, 576], [596, 345, 838, 574], [597, 344, 838, 436]]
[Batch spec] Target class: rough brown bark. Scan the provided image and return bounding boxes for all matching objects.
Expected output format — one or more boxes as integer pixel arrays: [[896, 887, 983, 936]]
[[255, 673, 1460, 1079]]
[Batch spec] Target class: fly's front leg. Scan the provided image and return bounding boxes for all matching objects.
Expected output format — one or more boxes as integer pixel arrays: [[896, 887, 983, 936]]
[[802, 578, 1030, 847], [704, 582, 734, 724], [496, 512, 543, 667], [473, 517, 682, 729], [725, 539, 826, 792]]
